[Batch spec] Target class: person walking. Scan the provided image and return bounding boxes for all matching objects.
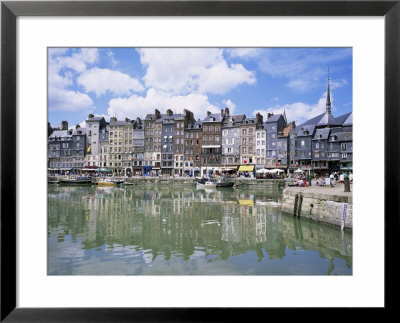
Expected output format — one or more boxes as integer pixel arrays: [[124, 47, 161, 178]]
[[329, 173, 335, 187]]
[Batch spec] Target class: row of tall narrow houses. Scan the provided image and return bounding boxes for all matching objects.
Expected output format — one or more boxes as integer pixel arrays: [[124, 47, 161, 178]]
[[48, 78, 353, 176]]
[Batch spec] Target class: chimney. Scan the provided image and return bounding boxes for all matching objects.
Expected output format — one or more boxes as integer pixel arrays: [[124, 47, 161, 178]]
[[291, 121, 296, 128], [166, 109, 173, 116], [224, 107, 230, 117], [61, 121, 68, 130], [221, 109, 224, 117], [125, 117, 130, 122], [110, 117, 117, 122], [256, 112, 263, 125], [75, 124, 80, 130], [207, 111, 212, 116], [155, 109, 161, 119], [88, 114, 94, 119]]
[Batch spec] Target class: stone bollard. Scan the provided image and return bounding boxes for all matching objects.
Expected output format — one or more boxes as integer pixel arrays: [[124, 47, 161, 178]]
[[344, 177, 351, 192]]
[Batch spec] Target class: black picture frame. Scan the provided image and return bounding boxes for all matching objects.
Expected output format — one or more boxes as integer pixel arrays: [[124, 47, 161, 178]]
[[1, 0, 398, 321]]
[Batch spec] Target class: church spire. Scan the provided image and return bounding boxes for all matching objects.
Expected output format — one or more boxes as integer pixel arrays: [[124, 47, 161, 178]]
[[326, 68, 331, 114]]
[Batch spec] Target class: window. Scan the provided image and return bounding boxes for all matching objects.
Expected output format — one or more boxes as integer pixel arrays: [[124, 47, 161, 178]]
[[342, 153, 348, 158], [341, 143, 347, 150], [203, 126, 208, 132], [301, 140, 305, 146], [315, 152, 320, 158], [316, 143, 319, 149]]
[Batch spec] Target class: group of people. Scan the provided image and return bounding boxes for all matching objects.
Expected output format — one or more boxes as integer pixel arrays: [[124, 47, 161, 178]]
[[315, 171, 353, 187]]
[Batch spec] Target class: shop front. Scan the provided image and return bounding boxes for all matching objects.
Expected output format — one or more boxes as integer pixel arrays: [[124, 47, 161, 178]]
[[143, 166, 152, 176], [238, 164, 255, 177]]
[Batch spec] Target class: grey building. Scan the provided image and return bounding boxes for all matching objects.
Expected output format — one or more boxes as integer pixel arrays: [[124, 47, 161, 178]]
[[222, 110, 245, 170], [132, 117, 145, 175], [161, 109, 177, 176], [264, 112, 287, 168], [48, 124, 86, 173]]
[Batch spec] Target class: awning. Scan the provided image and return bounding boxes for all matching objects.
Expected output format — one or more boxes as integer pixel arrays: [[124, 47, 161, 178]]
[[238, 199, 255, 206], [238, 165, 255, 172], [221, 167, 237, 171], [193, 167, 200, 172], [202, 145, 221, 148]]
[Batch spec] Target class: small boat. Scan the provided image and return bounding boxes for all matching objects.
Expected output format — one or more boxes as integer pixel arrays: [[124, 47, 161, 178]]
[[58, 176, 92, 185], [196, 177, 217, 188], [216, 181, 234, 188], [97, 179, 116, 187]]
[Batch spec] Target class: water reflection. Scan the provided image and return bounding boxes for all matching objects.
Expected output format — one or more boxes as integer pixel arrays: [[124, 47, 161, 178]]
[[48, 185, 352, 275]]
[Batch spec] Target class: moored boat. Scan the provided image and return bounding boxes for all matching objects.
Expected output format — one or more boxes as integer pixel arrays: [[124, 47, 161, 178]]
[[216, 181, 234, 188], [97, 179, 116, 187], [58, 176, 92, 185], [196, 177, 217, 188]]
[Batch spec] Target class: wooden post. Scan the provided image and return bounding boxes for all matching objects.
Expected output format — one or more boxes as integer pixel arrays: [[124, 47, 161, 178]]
[[297, 195, 303, 218], [344, 176, 351, 192], [293, 194, 299, 216]]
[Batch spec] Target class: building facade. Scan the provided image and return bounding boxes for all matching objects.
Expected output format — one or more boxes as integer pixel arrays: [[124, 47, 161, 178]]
[[222, 111, 245, 172]]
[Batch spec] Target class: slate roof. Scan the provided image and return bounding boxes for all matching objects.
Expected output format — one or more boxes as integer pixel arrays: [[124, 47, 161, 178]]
[[316, 112, 340, 127], [312, 128, 330, 140], [294, 125, 316, 137], [48, 130, 70, 139], [342, 112, 353, 126], [241, 117, 256, 125], [109, 120, 133, 126], [86, 116, 105, 122], [223, 114, 246, 127], [203, 113, 223, 122], [298, 113, 325, 127], [336, 132, 352, 141], [72, 128, 86, 136], [265, 114, 284, 123]]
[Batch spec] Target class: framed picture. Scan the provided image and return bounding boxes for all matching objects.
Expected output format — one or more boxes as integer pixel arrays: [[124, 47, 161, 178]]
[[1, 0, 398, 320]]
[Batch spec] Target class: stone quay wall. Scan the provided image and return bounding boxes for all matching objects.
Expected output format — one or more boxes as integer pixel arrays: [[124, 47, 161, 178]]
[[281, 186, 353, 229], [120, 176, 288, 188]]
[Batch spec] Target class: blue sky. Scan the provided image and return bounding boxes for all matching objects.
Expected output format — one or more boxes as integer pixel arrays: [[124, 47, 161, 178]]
[[48, 47, 352, 128]]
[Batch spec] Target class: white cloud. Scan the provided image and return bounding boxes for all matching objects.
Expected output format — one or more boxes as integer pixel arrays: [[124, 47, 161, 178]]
[[226, 48, 261, 59], [222, 99, 236, 114], [138, 48, 255, 95], [48, 48, 100, 111], [253, 91, 331, 125], [78, 68, 144, 97], [55, 48, 99, 73], [107, 88, 219, 120], [48, 87, 93, 112]]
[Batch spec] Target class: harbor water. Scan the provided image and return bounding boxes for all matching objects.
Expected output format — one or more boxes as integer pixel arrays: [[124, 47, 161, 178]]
[[48, 184, 352, 275]]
